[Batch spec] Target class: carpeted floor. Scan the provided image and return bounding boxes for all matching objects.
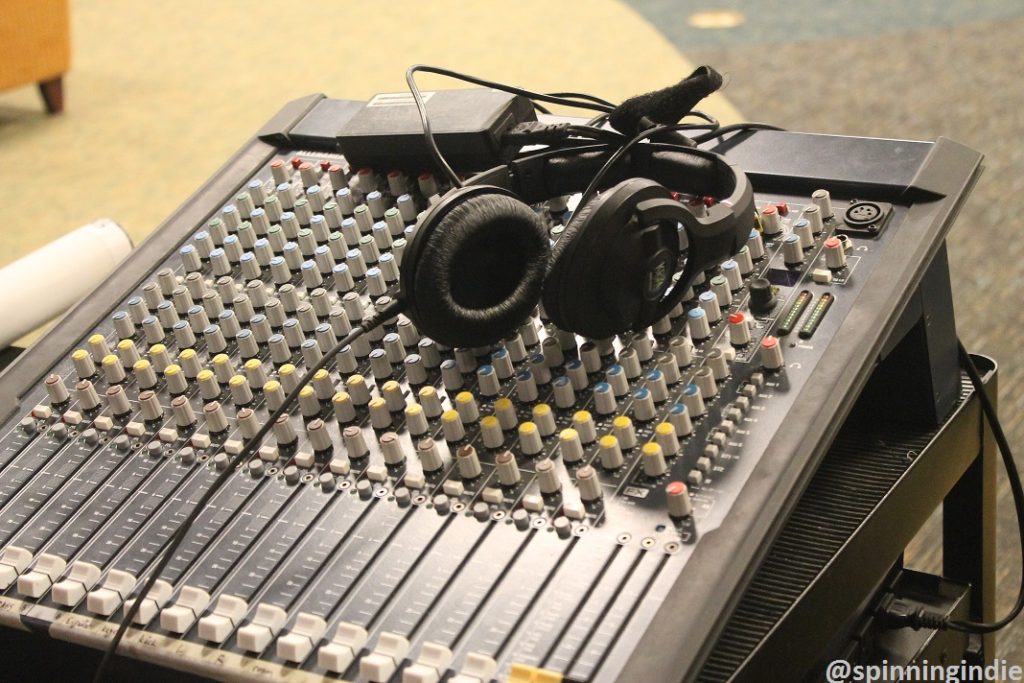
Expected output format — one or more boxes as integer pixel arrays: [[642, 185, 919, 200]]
[[0, 0, 737, 272], [1, 0, 1022, 671]]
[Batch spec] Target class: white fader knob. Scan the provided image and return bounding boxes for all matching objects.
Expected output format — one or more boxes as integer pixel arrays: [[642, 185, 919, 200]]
[[87, 569, 136, 616], [0, 547, 33, 590], [123, 579, 173, 625], [197, 594, 249, 643], [361, 632, 411, 683], [450, 654, 499, 683], [319, 622, 369, 674], [237, 603, 288, 653], [277, 612, 327, 663], [161, 585, 211, 633], [403, 642, 454, 683], [18, 553, 66, 598]]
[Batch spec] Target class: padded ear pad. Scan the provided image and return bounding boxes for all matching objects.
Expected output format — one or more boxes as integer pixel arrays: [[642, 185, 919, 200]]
[[544, 178, 685, 339], [400, 186, 550, 348]]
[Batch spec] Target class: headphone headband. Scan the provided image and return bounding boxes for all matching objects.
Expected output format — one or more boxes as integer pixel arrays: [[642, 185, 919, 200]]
[[467, 142, 748, 210], [470, 141, 754, 292], [401, 139, 755, 344]]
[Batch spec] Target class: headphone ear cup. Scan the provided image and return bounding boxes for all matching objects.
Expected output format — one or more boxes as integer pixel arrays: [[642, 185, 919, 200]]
[[542, 196, 601, 330], [543, 179, 683, 339], [401, 187, 550, 347]]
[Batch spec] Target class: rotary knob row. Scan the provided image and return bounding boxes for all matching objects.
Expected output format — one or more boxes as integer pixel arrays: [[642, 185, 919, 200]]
[[108, 272, 410, 358]]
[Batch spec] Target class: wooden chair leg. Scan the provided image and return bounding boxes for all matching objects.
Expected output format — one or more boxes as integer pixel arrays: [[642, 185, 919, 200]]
[[38, 76, 64, 114]]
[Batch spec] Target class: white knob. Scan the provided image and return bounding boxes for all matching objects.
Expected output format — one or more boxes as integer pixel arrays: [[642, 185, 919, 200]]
[[666, 481, 693, 517], [761, 335, 785, 370], [577, 465, 602, 501], [824, 235, 847, 269]]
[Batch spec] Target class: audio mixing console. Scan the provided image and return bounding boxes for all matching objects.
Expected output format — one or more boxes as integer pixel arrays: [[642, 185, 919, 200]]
[[0, 95, 983, 682]]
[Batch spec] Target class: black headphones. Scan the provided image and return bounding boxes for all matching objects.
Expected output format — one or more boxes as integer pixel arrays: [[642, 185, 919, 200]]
[[399, 141, 754, 346]]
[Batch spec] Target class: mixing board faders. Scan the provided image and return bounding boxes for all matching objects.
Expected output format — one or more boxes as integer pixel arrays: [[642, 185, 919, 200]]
[[0, 96, 982, 682]]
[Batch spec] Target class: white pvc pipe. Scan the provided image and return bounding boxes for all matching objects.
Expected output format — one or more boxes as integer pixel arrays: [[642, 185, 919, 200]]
[[0, 219, 133, 348]]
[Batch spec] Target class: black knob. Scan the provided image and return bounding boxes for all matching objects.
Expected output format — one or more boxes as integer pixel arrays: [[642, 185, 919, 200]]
[[748, 277, 776, 314]]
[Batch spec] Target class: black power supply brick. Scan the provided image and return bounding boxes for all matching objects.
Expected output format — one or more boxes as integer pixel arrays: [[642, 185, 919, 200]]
[[336, 88, 536, 174]]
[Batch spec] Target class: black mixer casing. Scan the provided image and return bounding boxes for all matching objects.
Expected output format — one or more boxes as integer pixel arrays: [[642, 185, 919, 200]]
[[0, 95, 982, 683]]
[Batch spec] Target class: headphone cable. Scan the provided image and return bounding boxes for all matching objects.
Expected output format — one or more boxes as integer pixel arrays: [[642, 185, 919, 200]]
[[948, 342, 1024, 633], [691, 121, 784, 144], [405, 65, 623, 189], [575, 122, 723, 212], [544, 91, 617, 109], [405, 65, 615, 114]]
